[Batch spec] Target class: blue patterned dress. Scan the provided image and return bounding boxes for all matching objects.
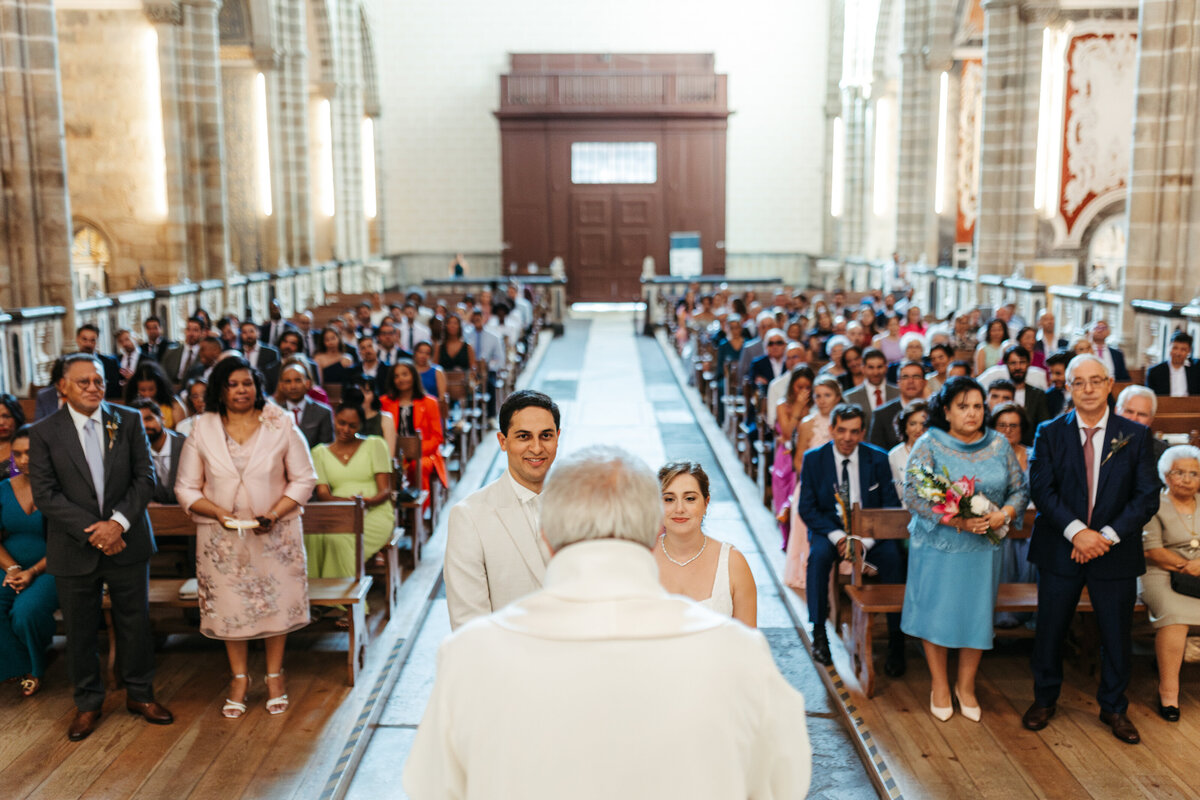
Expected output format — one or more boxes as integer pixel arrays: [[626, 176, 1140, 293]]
[[901, 427, 1029, 649]]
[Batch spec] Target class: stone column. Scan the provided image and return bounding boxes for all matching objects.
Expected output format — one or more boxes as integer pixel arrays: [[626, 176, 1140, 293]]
[[0, 0, 74, 312], [1124, 0, 1200, 344], [839, 86, 869, 257], [332, 0, 366, 261], [146, 1, 189, 283], [973, 0, 1047, 278], [895, 0, 936, 262], [221, 64, 258, 272], [271, 0, 313, 268], [822, 0, 844, 254]]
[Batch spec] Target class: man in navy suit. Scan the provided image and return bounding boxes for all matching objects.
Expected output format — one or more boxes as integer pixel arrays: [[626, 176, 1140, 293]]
[[1087, 319, 1130, 382], [798, 404, 906, 674], [1023, 354, 1160, 744], [1145, 330, 1200, 396], [745, 331, 789, 387]]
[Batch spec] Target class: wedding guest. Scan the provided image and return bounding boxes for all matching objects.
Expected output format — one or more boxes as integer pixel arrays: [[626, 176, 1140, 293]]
[[901, 377, 1028, 722], [772, 367, 813, 549], [1140, 445, 1200, 722], [654, 461, 756, 627], [951, 312, 978, 352], [174, 377, 208, 437], [307, 401, 394, 617], [412, 340, 447, 403], [888, 400, 929, 504], [870, 360, 927, 452], [1024, 354, 1158, 744], [344, 381, 395, 457], [405, 445, 811, 800], [844, 348, 898, 434], [313, 327, 358, 387], [1145, 330, 1200, 397], [1044, 350, 1072, 418], [380, 360, 447, 499], [174, 356, 318, 719], [0, 395, 26, 478], [926, 343, 954, 395], [29, 354, 170, 741], [130, 399, 185, 505], [1116, 385, 1168, 464], [0, 427, 54, 697], [122, 361, 188, 429], [444, 390, 560, 629], [799, 404, 906, 673], [1017, 326, 1044, 369], [765, 345, 809, 428], [899, 306, 926, 337], [989, 402, 1035, 627], [278, 363, 334, 449], [1088, 319, 1131, 381], [872, 315, 904, 363], [975, 318, 1009, 375], [784, 374, 843, 590], [436, 313, 476, 374]]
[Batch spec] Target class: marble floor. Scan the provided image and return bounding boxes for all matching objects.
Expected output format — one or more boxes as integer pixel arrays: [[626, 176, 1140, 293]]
[[344, 311, 876, 799]]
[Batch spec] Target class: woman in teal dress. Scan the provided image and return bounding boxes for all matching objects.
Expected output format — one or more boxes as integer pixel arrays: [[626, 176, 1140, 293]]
[[0, 427, 55, 697], [307, 402, 395, 585], [901, 377, 1028, 723]]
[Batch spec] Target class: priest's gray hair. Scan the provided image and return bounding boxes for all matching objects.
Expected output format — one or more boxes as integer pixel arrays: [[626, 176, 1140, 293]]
[[540, 445, 663, 551]]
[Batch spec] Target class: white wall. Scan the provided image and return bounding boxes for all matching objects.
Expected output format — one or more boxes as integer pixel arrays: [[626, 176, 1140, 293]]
[[363, 0, 830, 258]]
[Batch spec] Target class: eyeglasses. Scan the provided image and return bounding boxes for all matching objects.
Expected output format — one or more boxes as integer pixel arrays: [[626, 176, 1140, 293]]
[[1168, 470, 1200, 480], [994, 422, 1022, 431], [1069, 377, 1110, 391]]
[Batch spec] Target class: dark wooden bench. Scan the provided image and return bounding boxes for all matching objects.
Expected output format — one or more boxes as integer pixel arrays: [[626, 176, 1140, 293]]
[[841, 505, 1147, 697], [147, 500, 370, 686]]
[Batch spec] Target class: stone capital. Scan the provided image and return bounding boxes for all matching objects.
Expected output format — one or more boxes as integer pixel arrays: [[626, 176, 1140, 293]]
[[981, 0, 1020, 12], [254, 44, 281, 71], [143, 0, 183, 25], [923, 46, 954, 73], [1020, 0, 1061, 24]]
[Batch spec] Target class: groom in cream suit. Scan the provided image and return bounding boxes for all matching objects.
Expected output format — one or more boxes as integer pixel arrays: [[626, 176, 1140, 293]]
[[444, 390, 561, 629]]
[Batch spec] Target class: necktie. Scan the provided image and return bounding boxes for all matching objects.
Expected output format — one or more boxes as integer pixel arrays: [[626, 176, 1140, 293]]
[[405, 322, 413, 352], [476, 329, 482, 356], [1096, 345, 1104, 359], [841, 458, 851, 500], [181, 347, 194, 379], [1083, 426, 1099, 524], [83, 418, 105, 513], [293, 406, 302, 425], [874, 387, 882, 407]]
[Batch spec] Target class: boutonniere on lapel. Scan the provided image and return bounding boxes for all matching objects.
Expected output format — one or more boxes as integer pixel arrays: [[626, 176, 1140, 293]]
[[1101, 432, 1133, 467], [105, 413, 121, 452], [258, 403, 285, 432]]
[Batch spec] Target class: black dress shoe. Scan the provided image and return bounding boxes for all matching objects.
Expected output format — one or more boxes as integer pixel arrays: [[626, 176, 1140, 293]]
[[883, 644, 907, 678], [126, 700, 174, 725], [68, 709, 102, 742], [1021, 702, 1056, 731], [811, 630, 832, 666], [1157, 700, 1181, 722], [1098, 710, 1140, 744]]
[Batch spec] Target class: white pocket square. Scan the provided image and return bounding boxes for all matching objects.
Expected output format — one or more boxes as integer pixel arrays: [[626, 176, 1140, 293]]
[[868, 483, 879, 491]]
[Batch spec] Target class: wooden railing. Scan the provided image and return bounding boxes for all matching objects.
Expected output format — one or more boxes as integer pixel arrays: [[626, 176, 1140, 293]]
[[500, 72, 727, 113]]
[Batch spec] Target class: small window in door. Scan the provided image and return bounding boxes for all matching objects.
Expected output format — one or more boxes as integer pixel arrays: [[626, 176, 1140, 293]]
[[571, 142, 657, 184]]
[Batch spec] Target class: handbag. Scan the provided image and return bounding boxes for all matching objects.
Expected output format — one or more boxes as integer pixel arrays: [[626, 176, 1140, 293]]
[[1169, 571, 1200, 599]]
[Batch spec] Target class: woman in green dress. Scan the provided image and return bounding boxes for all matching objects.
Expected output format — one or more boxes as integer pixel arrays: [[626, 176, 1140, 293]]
[[307, 402, 395, 584]]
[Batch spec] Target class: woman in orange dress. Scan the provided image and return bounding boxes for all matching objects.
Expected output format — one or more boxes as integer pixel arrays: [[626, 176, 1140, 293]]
[[380, 359, 447, 497]]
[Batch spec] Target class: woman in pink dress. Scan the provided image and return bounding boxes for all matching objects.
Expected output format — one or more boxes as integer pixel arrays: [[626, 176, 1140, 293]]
[[783, 375, 842, 590], [772, 367, 814, 549], [175, 356, 318, 720]]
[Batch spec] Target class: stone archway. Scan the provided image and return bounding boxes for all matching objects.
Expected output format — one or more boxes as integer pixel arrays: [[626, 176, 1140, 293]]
[[71, 221, 112, 299]]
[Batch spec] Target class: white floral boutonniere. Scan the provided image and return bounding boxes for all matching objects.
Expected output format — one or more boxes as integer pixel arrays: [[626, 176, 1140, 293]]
[[105, 413, 121, 452], [258, 403, 286, 432], [1101, 432, 1132, 467]]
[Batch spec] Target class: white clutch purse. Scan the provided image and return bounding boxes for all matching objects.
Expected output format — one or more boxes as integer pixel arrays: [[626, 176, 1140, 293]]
[[178, 578, 198, 600]]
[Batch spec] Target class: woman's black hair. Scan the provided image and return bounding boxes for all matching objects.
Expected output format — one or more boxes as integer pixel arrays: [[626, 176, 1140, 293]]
[[336, 388, 368, 427], [926, 376, 989, 432], [0, 394, 26, 435], [989, 401, 1031, 441], [839, 345, 862, 372], [382, 359, 426, 401], [347, 375, 383, 410], [984, 318, 1008, 345], [204, 356, 267, 414], [123, 360, 176, 406], [11, 424, 31, 443], [317, 327, 344, 355], [894, 399, 930, 443], [786, 366, 815, 403]]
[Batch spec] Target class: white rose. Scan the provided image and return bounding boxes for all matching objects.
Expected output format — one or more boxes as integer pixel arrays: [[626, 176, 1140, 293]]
[[969, 494, 992, 516]]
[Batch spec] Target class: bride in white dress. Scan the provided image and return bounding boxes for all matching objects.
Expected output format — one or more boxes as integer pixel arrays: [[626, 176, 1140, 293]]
[[653, 461, 757, 627]]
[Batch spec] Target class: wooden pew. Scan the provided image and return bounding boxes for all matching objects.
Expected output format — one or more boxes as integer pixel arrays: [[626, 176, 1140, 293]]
[[147, 500, 371, 686], [841, 505, 1146, 698]]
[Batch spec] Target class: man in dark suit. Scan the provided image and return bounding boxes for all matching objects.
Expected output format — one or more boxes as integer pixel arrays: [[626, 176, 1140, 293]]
[[260, 299, 294, 348], [869, 360, 927, 451], [1002, 344, 1050, 444], [277, 362, 334, 448], [745, 331, 789, 388], [1145, 330, 1200, 397], [798, 403, 906, 674], [239, 320, 280, 379], [132, 399, 185, 504], [262, 330, 318, 395], [1023, 354, 1160, 744], [140, 316, 176, 362], [34, 357, 66, 421], [1088, 319, 1131, 382], [160, 316, 205, 387], [844, 349, 900, 435], [1033, 310, 1066, 360], [28, 354, 173, 741], [1044, 350, 1072, 418], [73, 324, 122, 400]]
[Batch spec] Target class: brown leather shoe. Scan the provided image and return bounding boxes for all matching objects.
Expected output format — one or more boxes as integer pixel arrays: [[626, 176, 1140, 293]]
[[1098, 710, 1140, 744], [68, 709, 102, 742], [126, 700, 174, 725], [1021, 702, 1056, 731]]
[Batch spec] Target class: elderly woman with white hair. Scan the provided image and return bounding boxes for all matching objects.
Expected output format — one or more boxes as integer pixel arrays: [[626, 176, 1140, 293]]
[[403, 445, 812, 800], [1140, 444, 1200, 722]]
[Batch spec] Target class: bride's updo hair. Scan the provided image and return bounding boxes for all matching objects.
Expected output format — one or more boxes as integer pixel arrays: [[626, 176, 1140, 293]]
[[657, 461, 711, 502]]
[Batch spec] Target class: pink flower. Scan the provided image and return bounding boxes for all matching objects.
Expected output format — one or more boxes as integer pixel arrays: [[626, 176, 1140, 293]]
[[951, 477, 975, 498], [933, 498, 960, 522]]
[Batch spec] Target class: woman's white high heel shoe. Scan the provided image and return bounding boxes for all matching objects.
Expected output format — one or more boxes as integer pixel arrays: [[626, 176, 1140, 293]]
[[930, 691, 954, 722], [955, 685, 981, 722]]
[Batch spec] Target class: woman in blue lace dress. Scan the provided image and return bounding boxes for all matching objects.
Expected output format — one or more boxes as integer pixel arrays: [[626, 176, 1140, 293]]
[[901, 377, 1028, 723]]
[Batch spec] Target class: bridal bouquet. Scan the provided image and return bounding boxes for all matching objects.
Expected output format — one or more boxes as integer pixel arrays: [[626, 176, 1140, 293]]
[[907, 464, 1004, 545]]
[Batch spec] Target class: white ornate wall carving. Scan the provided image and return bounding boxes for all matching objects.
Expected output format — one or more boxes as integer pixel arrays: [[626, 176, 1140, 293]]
[[1051, 20, 1137, 247]]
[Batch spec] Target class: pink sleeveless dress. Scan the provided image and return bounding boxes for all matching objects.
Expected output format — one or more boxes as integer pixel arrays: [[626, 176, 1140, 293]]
[[784, 412, 832, 590]]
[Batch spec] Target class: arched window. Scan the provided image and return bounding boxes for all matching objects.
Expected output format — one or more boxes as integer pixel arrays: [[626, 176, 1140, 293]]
[[1086, 214, 1126, 290], [71, 223, 111, 299]]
